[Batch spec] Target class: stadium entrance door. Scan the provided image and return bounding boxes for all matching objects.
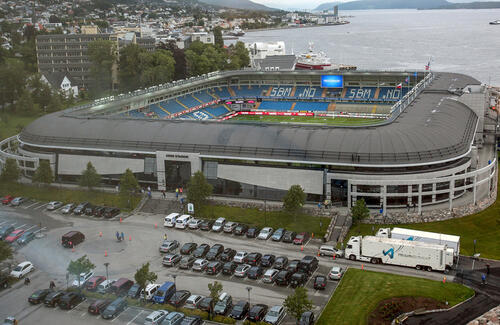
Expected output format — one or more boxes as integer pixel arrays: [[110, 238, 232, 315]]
[[164, 161, 191, 190], [331, 179, 348, 206]]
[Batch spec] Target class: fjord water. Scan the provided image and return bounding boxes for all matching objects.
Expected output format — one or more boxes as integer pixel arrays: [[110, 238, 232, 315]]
[[240, 9, 500, 85]]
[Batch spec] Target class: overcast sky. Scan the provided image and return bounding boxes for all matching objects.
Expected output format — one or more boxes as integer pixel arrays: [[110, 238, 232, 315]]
[[252, 0, 490, 10]]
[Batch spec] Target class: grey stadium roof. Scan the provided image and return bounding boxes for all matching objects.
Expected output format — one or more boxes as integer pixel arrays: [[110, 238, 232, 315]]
[[19, 72, 480, 167]]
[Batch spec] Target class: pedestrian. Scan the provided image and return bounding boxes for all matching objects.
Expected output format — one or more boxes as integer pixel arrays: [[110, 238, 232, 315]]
[[317, 202, 322, 209], [147, 186, 151, 192], [24, 277, 30, 285], [179, 187, 183, 194], [50, 281, 55, 290], [162, 190, 166, 199], [180, 197, 184, 205], [121, 232, 125, 241], [176, 191, 179, 200], [116, 231, 120, 241], [406, 203, 410, 212], [148, 191, 152, 199], [413, 202, 416, 212], [486, 264, 490, 275], [481, 273, 486, 285], [164, 233, 167, 240]]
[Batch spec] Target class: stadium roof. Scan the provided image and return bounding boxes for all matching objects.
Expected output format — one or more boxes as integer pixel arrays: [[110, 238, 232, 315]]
[[20, 72, 480, 167]]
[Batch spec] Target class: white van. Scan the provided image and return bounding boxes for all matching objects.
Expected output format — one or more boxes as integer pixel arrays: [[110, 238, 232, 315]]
[[164, 213, 179, 227], [175, 215, 192, 229], [97, 279, 116, 294], [141, 283, 161, 301]]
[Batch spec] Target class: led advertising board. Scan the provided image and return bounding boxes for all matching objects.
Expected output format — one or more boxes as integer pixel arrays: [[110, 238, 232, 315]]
[[321, 75, 344, 88]]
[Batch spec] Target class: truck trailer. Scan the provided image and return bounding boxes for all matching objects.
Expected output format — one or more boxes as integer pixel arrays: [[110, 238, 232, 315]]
[[376, 227, 460, 257], [345, 236, 454, 272]]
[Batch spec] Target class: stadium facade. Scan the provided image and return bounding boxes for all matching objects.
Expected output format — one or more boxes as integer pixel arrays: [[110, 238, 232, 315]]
[[1, 70, 497, 215]]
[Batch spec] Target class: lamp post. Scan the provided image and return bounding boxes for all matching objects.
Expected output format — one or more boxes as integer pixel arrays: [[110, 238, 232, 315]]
[[172, 274, 177, 287], [104, 262, 110, 281], [246, 286, 252, 305], [473, 239, 477, 255], [264, 200, 267, 226]]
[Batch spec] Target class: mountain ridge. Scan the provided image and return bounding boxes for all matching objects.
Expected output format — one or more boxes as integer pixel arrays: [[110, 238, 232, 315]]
[[314, 0, 450, 11], [198, 0, 278, 11]]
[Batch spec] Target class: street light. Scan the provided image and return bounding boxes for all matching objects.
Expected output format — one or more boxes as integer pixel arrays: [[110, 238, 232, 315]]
[[104, 262, 110, 281], [246, 286, 252, 305], [172, 274, 177, 287]]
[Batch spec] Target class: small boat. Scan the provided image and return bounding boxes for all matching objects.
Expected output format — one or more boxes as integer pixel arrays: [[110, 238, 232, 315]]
[[228, 26, 245, 37], [490, 20, 500, 25]]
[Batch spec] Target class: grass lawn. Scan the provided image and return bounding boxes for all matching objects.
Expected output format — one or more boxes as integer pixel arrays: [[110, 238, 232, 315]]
[[344, 170, 500, 260], [0, 112, 41, 140], [199, 205, 329, 237], [231, 115, 385, 126], [317, 268, 474, 325], [0, 182, 140, 212]]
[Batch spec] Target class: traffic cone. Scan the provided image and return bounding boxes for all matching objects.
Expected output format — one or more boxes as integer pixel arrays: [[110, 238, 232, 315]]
[[312, 233, 314, 238], [443, 276, 446, 283], [333, 255, 336, 260], [129, 235, 132, 241], [105, 250, 108, 257], [361, 264, 364, 270], [155, 223, 158, 229], [72, 247, 75, 252], [317, 251, 320, 257], [120, 217, 122, 223], [301, 245, 304, 252]]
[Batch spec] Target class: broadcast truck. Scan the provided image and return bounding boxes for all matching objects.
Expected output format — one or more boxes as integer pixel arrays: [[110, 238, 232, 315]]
[[345, 236, 454, 272], [376, 227, 460, 258]]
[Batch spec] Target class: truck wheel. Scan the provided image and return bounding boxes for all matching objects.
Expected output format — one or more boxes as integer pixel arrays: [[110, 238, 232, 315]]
[[416, 265, 422, 270], [426, 266, 432, 272], [349, 255, 356, 261], [370, 258, 378, 264]]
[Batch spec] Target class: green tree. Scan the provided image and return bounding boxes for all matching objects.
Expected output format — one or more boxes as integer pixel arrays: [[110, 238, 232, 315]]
[[1, 158, 21, 182], [67, 255, 95, 288], [208, 280, 223, 302], [134, 262, 158, 290], [351, 199, 370, 224], [15, 89, 39, 116], [283, 287, 313, 322], [186, 171, 213, 215], [32, 160, 53, 185], [139, 49, 175, 87], [231, 41, 250, 68], [0, 61, 26, 107], [213, 26, 224, 48], [87, 39, 116, 95], [119, 168, 140, 207], [79, 162, 101, 190], [283, 185, 306, 214], [0, 241, 13, 264], [118, 43, 143, 91]]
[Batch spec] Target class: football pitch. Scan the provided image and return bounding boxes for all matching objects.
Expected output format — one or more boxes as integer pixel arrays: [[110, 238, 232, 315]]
[[231, 115, 385, 125]]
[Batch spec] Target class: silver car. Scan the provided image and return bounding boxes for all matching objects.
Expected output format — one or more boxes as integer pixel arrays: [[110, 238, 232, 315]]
[[234, 264, 251, 278], [192, 259, 208, 272], [162, 254, 182, 267], [10, 197, 27, 206], [328, 266, 344, 280], [188, 219, 202, 230], [159, 240, 179, 253], [61, 203, 75, 214], [264, 305, 286, 325], [262, 269, 279, 284], [47, 201, 63, 211]]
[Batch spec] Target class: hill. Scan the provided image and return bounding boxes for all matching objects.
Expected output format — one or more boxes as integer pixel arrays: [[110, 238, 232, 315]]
[[314, 0, 449, 11], [198, 0, 277, 11]]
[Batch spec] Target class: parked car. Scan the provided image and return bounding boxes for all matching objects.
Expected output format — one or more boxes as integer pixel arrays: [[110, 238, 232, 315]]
[[28, 289, 52, 304], [180, 316, 202, 325], [199, 220, 214, 231], [233, 251, 248, 264], [287, 260, 301, 273], [164, 213, 179, 227], [275, 270, 292, 286], [84, 204, 95, 216], [264, 305, 286, 325], [293, 232, 310, 245], [188, 219, 202, 230], [318, 245, 344, 258], [93, 206, 106, 217], [233, 224, 248, 236], [144, 310, 168, 325], [198, 297, 213, 313], [314, 275, 328, 290], [159, 240, 180, 253], [4, 229, 25, 243], [86, 275, 106, 291], [88, 299, 111, 315], [72, 270, 94, 287], [244, 252, 262, 266], [223, 221, 237, 233], [58, 292, 85, 309], [10, 261, 34, 278], [141, 284, 161, 301], [192, 244, 210, 258], [179, 256, 196, 269], [257, 227, 274, 240], [220, 248, 236, 262], [222, 261, 238, 275], [61, 203, 75, 214], [282, 230, 297, 243], [229, 300, 249, 320], [163, 254, 182, 267], [17, 231, 35, 245], [104, 207, 120, 218], [299, 311, 315, 325], [127, 283, 142, 299], [290, 272, 308, 288], [97, 279, 116, 294], [73, 202, 90, 215], [274, 256, 289, 270], [271, 228, 286, 241], [261, 254, 276, 268], [46, 201, 63, 211], [44, 290, 65, 307], [212, 217, 226, 232], [214, 292, 232, 315], [248, 304, 268, 322], [247, 266, 264, 279], [10, 197, 27, 206], [61, 231, 85, 248], [205, 261, 223, 275], [234, 264, 251, 278], [246, 227, 260, 238], [299, 256, 319, 275], [328, 266, 344, 280], [180, 243, 197, 255], [206, 244, 224, 261], [262, 269, 279, 284], [168, 290, 190, 307], [162, 312, 184, 325], [0, 225, 14, 240], [192, 259, 208, 272], [184, 295, 203, 309], [101, 297, 127, 319], [1, 195, 14, 205]]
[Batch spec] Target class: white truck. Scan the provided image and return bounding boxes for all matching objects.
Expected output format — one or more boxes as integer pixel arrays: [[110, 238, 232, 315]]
[[345, 236, 454, 272], [376, 227, 460, 258]]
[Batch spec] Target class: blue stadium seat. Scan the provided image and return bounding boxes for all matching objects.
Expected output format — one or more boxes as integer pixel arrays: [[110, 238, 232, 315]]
[[344, 87, 378, 100], [149, 104, 169, 118], [157, 100, 186, 115], [193, 91, 214, 103], [205, 105, 231, 117], [294, 102, 328, 111], [211, 87, 231, 98], [294, 86, 322, 98], [178, 95, 201, 108], [259, 101, 293, 111], [234, 86, 266, 97]]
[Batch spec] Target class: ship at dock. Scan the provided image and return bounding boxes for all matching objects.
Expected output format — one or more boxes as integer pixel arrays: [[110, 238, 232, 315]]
[[295, 43, 356, 71]]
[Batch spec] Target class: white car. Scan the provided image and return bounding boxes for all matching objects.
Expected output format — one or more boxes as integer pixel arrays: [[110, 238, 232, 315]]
[[46, 201, 63, 211], [328, 266, 344, 280], [257, 227, 274, 240], [144, 310, 168, 325], [72, 270, 94, 287], [233, 251, 248, 264], [262, 269, 279, 283], [61, 203, 75, 214], [264, 305, 286, 325], [10, 261, 34, 278]]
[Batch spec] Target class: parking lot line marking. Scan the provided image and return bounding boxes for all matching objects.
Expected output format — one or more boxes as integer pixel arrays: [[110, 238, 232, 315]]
[[126, 310, 144, 325], [112, 307, 129, 322], [303, 238, 312, 248], [306, 269, 319, 287], [81, 311, 87, 317], [33, 227, 47, 234], [15, 224, 27, 229], [0, 221, 7, 226], [25, 201, 40, 209], [24, 225, 37, 232], [33, 203, 48, 210]]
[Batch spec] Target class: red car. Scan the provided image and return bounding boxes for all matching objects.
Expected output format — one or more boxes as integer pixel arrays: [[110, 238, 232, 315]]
[[293, 232, 310, 245], [4, 229, 25, 243], [1, 195, 14, 205], [85, 276, 106, 291]]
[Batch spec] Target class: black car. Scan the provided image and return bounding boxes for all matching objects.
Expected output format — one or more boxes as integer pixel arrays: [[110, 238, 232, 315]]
[[244, 252, 262, 266], [180, 242, 198, 255], [179, 256, 196, 269], [59, 292, 85, 309], [248, 304, 269, 322], [193, 244, 210, 258], [28, 289, 52, 304], [299, 311, 315, 325], [222, 261, 238, 275], [44, 291, 65, 307], [0, 225, 15, 240], [287, 259, 301, 273], [260, 254, 276, 267], [299, 256, 319, 275], [73, 202, 90, 215], [206, 261, 223, 275], [104, 207, 120, 218], [290, 272, 308, 288], [84, 204, 95, 216], [168, 290, 191, 307], [220, 248, 236, 262], [233, 224, 248, 236], [275, 270, 292, 286], [180, 316, 203, 325], [282, 231, 297, 243], [127, 283, 142, 299], [199, 297, 214, 312], [229, 300, 249, 320], [246, 227, 260, 238], [206, 244, 224, 261], [247, 266, 264, 279], [274, 256, 289, 270], [200, 220, 214, 231], [314, 275, 327, 290], [101, 297, 127, 319], [93, 206, 106, 217]]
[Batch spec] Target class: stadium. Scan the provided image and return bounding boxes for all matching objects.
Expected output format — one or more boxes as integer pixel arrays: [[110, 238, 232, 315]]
[[1, 70, 497, 214]]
